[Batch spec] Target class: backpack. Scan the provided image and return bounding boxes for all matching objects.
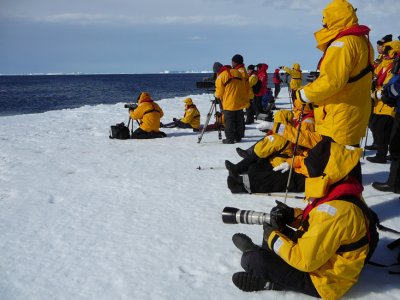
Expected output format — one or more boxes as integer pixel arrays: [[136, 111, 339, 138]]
[[261, 88, 274, 109], [252, 79, 262, 94], [109, 122, 130, 139]]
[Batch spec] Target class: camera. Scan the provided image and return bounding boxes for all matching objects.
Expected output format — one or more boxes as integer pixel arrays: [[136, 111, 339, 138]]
[[222, 207, 270, 225], [306, 71, 320, 83], [124, 103, 138, 110], [196, 77, 215, 90]]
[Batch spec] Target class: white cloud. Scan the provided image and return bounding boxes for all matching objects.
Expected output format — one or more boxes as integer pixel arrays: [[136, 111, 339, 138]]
[[28, 13, 248, 27]]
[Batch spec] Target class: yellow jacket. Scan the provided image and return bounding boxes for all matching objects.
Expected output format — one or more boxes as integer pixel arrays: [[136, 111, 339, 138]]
[[254, 133, 293, 167], [181, 105, 200, 129], [248, 73, 259, 100], [215, 67, 248, 111], [297, 1, 374, 146], [283, 64, 302, 90], [235, 65, 250, 103], [267, 141, 368, 300], [130, 92, 164, 132], [254, 110, 295, 167]]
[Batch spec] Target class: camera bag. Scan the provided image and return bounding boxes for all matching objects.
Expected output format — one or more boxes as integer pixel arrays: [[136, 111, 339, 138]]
[[109, 122, 130, 139]]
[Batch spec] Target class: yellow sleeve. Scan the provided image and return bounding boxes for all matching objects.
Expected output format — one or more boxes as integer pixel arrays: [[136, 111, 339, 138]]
[[130, 104, 146, 120], [267, 207, 342, 272], [215, 73, 226, 100]]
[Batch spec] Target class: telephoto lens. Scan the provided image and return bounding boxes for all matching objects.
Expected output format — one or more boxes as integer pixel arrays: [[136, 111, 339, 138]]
[[222, 207, 270, 225]]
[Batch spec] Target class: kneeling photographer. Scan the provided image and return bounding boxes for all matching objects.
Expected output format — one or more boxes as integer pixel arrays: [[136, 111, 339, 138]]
[[129, 92, 166, 139], [161, 97, 200, 132], [226, 141, 376, 299]]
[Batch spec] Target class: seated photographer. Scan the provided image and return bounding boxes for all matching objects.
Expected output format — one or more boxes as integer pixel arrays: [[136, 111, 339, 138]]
[[231, 140, 375, 299], [226, 102, 318, 194], [129, 92, 166, 139], [161, 97, 200, 131]]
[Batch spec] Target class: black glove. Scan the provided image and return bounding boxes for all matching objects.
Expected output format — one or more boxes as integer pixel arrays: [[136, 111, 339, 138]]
[[270, 200, 294, 230], [263, 223, 274, 243]]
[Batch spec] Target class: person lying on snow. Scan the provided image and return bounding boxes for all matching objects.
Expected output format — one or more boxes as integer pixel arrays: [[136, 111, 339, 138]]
[[129, 92, 166, 139], [161, 97, 201, 132], [225, 100, 317, 194], [230, 139, 377, 300]]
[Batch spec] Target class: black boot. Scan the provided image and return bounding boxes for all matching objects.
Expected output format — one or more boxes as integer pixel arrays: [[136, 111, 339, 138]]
[[236, 147, 250, 158], [366, 155, 387, 164], [231, 272, 284, 292], [372, 160, 400, 193], [225, 160, 240, 177], [232, 233, 259, 252]]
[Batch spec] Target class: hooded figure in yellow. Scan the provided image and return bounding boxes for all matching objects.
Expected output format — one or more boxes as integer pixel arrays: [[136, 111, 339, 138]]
[[280, 63, 302, 103], [231, 140, 373, 300], [225, 110, 307, 194], [161, 97, 200, 131], [129, 92, 165, 139], [296, 0, 374, 147]]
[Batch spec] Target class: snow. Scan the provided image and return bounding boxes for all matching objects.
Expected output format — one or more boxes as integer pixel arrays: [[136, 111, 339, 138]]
[[0, 87, 399, 300]]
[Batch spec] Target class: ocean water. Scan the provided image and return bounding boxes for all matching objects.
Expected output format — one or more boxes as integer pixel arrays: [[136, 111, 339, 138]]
[[0, 73, 301, 117]]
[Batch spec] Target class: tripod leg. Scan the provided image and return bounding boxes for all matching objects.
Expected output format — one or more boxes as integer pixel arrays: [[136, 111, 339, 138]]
[[197, 101, 216, 143]]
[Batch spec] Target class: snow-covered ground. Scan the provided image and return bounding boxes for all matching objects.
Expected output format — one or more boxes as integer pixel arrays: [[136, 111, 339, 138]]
[[0, 88, 399, 300]]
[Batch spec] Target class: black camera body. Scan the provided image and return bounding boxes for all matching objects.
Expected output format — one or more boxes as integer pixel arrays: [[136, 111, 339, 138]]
[[124, 103, 138, 110], [306, 71, 320, 83]]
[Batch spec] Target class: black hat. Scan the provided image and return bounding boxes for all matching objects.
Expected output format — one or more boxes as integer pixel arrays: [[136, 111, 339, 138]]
[[247, 64, 255, 71], [231, 54, 243, 65], [213, 62, 223, 73], [377, 34, 392, 45]]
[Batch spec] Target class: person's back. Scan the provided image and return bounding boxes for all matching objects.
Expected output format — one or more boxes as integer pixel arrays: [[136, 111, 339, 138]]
[[181, 98, 201, 129], [215, 66, 247, 111], [131, 92, 164, 133], [296, 0, 373, 146]]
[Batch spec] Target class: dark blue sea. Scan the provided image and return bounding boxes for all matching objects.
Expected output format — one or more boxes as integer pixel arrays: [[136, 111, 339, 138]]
[[0, 73, 302, 117]]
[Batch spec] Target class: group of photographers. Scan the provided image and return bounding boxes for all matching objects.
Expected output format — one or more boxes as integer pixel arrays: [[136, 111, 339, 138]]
[[224, 0, 400, 299]]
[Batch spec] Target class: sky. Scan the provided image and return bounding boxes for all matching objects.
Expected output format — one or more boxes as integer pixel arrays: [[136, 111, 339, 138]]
[[0, 0, 399, 74], [0, 88, 399, 299]]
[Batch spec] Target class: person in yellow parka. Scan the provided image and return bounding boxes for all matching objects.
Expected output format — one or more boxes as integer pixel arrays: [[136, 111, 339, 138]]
[[231, 140, 375, 300], [280, 63, 302, 104], [214, 61, 247, 144], [161, 97, 201, 131], [225, 109, 310, 194], [367, 40, 400, 163], [245, 64, 259, 124], [129, 92, 166, 139], [296, 0, 374, 149]]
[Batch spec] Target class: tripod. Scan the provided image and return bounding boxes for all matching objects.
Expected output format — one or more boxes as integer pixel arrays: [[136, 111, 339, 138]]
[[127, 116, 140, 137], [197, 97, 223, 143]]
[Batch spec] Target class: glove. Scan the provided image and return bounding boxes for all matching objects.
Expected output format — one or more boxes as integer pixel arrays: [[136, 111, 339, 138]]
[[270, 200, 294, 230], [263, 223, 274, 243], [273, 162, 290, 173], [255, 121, 274, 131]]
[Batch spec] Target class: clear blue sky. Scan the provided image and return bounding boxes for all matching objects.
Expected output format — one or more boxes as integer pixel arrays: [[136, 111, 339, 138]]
[[0, 0, 398, 74]]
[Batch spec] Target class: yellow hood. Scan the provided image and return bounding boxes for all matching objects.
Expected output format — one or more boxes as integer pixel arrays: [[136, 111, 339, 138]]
[[303, 140, 362, 198], [138, 92, 151, 103], [314, 0, 359, 51]]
